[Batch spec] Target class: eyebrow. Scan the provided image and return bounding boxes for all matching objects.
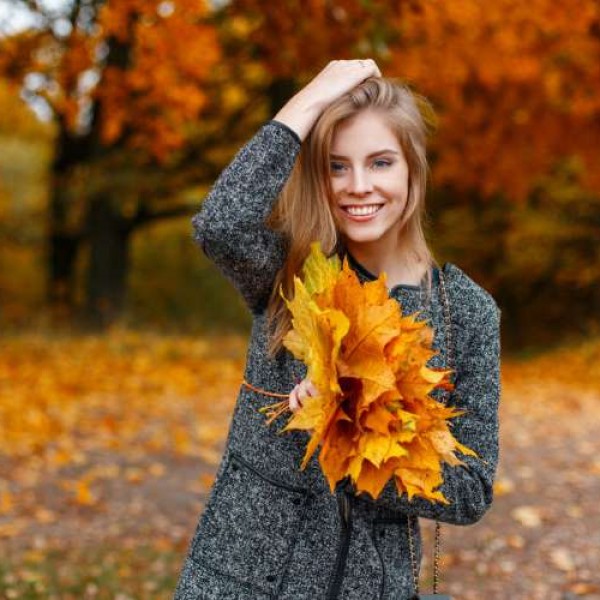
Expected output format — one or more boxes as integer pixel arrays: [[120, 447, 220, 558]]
[[329, 150, 400, 159]]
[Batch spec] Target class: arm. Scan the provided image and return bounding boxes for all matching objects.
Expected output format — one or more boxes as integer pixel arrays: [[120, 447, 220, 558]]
[[193, 60, 383, 313], [192, 120, 302, 313], [348, 295, 502, 526]]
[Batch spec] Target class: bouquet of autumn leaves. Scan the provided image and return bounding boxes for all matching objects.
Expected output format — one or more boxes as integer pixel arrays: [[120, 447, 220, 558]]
[[260, 242, 477, 504]]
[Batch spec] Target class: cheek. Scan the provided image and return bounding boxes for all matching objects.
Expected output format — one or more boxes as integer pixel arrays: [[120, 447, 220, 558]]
[[395, 184, 410, 202], [329, 177, 344, 196], [386, 177, 409, 202]]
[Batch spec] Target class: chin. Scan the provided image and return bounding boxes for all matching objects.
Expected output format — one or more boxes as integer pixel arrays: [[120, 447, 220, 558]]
[[341, 229, 385, 244]]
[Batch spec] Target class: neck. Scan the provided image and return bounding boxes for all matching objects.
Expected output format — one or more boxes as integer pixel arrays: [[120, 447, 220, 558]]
[[344, 237, 428, 288]]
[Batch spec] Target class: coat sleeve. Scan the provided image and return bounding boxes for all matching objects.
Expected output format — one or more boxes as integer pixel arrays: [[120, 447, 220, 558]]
[[346, 293, 502, 526], [191, 119, 302, 314]]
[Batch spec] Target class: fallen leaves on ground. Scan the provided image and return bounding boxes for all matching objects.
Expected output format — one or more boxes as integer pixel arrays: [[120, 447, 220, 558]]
[[0, 328, 244, 529], [1, 331, 599, 599]]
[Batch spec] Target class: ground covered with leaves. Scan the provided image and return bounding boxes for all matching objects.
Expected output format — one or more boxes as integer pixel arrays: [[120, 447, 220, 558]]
[[1, 330, 599, 599]]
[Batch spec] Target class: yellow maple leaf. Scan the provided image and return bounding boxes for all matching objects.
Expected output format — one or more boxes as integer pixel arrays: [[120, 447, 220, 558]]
[[302, 241, 341, 300], [280, 273, 349, 469], [281, 277, 348, 399], [355, 456, 402, 500]]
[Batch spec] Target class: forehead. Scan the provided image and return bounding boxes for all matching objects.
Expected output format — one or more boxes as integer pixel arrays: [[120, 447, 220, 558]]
[[330, 110, 400, 155]]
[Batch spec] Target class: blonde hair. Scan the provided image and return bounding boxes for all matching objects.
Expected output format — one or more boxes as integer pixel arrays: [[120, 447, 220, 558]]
[[265, 76, 438, 358]]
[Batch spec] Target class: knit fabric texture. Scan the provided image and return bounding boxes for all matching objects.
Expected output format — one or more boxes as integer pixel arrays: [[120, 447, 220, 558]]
[[173, 119, 502, 600]]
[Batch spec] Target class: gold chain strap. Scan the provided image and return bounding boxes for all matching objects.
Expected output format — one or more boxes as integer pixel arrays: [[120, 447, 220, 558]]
[[407, 262, 454, 597]]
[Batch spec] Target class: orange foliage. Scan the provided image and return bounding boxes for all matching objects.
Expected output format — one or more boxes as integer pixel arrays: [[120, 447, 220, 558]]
[[225, 0, 401, 78], [386, 0, 600, 200], [226, 0, 600, 201], [0, 1, 221, 161], [503, 339, 600, 398], [1, 329, 598, 560], [96, 0, 220, 159], [2, 1, 598, 194]]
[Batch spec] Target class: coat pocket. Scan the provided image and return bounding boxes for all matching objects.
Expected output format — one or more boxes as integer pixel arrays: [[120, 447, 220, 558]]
[[190, 450, 311, 596]]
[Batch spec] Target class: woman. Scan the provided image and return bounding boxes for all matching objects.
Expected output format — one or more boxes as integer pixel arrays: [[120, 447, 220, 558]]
[[173, 59, 501, 600]]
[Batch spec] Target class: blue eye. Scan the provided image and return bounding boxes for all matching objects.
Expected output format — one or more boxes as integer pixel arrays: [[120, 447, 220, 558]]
[[330, 162, 345, 173], [373, 159, 392, 168]]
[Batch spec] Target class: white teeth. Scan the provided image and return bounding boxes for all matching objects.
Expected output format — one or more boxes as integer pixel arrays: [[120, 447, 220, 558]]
[[344, 204, 382, 216]]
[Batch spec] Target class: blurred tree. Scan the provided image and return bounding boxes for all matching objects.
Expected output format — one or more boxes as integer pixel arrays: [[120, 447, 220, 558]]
[[1, 0, 599, 346], [0, 0, 405, 329], [385, 0, 600, 343], [222, 0, 414, 119], [0, 0, 220, 328], [389, 0, 600, 201]]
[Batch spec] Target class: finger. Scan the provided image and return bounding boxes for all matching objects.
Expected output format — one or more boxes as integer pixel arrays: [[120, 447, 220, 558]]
[[289, 386, 304, 412], [306, 381, 318, 397], [368, 60, 382, 77], [299, 379, 316, 397], [357, 58, 381, 77], [297, 379, 310, 397], [298, 379, 316, 400]]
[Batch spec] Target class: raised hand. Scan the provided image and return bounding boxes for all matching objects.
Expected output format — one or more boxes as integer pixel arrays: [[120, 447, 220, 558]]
[[273, 58, 382, 142]]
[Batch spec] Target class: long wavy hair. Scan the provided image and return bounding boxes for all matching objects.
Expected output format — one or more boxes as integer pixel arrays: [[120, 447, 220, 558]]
[[265, 76, 438, 358]]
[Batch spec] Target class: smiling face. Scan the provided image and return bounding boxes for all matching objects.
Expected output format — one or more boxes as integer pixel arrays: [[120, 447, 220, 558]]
[[328, 109, 410, 253]]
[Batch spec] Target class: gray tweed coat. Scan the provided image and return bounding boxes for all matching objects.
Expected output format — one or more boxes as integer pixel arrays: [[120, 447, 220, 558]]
[[173, 120, 501, 600]]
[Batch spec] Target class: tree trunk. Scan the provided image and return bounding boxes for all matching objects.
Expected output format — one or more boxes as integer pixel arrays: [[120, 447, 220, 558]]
[[46, 123, 88, 323], [82, 194, 132, 330], [47, 177, 79, 318], [47, 227, 80, 321]]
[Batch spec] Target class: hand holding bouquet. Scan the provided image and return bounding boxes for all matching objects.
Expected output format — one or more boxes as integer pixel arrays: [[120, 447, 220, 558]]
[[260, 242, 477, 503]]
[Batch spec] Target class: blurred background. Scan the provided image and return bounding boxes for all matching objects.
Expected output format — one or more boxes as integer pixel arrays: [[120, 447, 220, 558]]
[[1, 1, 599, 599]]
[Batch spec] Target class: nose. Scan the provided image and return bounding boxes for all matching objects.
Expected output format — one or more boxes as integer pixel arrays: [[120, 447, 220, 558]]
[[347, 168, 373, 195]]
